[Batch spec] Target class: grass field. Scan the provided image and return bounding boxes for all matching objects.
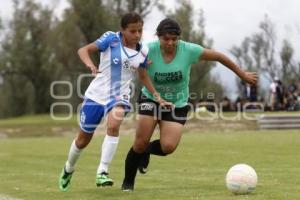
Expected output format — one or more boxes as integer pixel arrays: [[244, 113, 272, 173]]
[[0, 115, 300, 199]]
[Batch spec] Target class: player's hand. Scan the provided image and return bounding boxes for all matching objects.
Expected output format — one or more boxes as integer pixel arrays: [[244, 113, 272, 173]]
[[87, 65, 99, 76], [242, 71, 258, 86], [147, 59, 153, 66], [157, 98, 174, 109]]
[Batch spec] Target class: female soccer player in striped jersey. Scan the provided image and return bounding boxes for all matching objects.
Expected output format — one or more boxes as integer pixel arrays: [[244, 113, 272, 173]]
[[59, 12, 172, 192]]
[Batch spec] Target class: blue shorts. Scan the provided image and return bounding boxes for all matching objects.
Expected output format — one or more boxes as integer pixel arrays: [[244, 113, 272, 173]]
[[79, 98, 130, 133]]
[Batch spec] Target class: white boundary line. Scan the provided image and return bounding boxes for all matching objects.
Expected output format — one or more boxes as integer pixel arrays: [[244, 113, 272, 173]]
[[0, 194, 23, 200]]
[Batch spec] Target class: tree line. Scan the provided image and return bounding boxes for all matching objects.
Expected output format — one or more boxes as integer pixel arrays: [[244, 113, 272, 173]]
[[230, 15, 300, 98]]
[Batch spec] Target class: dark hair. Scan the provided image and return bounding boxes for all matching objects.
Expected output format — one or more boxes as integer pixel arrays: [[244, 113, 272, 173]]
[[156, 18, 181, 36], [121, 12, 143, 29]]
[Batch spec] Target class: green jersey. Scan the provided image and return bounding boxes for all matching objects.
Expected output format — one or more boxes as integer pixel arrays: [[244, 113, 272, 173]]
[[142, 40, 204, 107]]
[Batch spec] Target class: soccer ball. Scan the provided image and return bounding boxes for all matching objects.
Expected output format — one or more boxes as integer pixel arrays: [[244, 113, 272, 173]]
[[225, 164, 257, 195]]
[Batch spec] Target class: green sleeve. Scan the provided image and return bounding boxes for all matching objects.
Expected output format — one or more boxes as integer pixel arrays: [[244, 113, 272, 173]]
[[186, 42, 204, 64]]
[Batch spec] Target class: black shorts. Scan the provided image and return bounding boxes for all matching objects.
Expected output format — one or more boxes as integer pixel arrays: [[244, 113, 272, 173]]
[[137, 94, 190, 125]]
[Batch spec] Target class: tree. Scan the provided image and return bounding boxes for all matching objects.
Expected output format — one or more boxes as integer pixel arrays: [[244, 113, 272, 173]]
[[104, 0, 159, 17], [230, 15, 300, 85], [258, 16, 279, 80], [231, 16, 279, 81], [52, 0, 125, 109], [0, 0, 60, 116], [0, 17, 2, 32], [70, 0, 119, 43], [230, 37, 257, 72], [280, 39, 300, 80]]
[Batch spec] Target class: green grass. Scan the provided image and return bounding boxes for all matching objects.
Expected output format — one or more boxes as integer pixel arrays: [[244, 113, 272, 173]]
[[1, 111, 298, 126], [1, 130, 300, 200], [0, 114, 78, 126], [0, 114, 78, 138]]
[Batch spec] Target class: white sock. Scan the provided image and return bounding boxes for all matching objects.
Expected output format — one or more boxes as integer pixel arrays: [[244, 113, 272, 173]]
[[97, 135, 119, 174], [65, 140, 82, 173]]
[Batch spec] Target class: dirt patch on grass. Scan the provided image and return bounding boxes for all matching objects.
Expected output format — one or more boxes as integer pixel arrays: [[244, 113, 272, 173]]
[[0, 115, 257, 138], [184, 118, 257, 133]]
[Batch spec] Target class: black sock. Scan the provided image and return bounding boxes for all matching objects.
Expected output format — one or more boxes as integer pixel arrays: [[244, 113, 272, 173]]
[[147, 139, 167, 156], [123, 147, 143, 185]]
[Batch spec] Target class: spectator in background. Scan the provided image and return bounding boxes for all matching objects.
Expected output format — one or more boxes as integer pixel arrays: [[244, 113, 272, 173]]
[[275, 79, 285, 110], [288, 79, 298, 97], [286, 79, 299, 111], [234, 96, 242, 111], [220, 96, 232, 112], [242, 81, 258, 102], [269, 77, 278, 111]]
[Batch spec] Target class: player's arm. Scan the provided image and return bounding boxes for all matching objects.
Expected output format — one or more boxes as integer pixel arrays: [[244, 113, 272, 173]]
[[199, 49, 258, 85], [137, 68, 173, 108], [77, 43, 99, 75]]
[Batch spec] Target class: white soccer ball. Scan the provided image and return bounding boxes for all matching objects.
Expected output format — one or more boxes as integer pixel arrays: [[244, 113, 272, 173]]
[[225, 164, 258, 195]]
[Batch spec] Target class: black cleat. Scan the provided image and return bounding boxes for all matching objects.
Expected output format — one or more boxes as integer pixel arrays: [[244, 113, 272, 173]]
[[138, 152, 150, 174], [121, 181, 134, 192]]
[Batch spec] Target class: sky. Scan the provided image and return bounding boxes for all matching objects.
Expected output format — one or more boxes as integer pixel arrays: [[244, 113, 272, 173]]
[[1, 0, 300, 98]]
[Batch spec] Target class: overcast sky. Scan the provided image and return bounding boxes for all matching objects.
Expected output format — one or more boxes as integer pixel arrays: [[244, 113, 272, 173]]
[[1, 0, 299, 98]]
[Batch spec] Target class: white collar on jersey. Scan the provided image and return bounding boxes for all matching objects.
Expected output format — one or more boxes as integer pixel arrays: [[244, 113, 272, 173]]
[[117, 32, 142, 58]]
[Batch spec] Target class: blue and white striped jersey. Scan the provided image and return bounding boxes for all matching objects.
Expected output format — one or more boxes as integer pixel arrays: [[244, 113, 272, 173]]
[[84, 31, 148, 105]]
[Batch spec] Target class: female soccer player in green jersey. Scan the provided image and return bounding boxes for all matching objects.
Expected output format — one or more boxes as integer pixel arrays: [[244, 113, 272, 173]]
[[121, 18, 258, 191]]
